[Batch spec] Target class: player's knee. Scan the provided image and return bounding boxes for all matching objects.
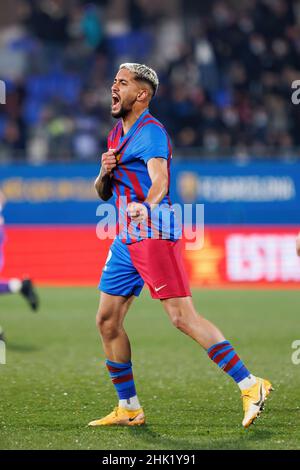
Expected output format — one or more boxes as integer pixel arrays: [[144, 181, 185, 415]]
[[168, 307, 187, 331], [98, 318, 120, 340], [96, 309, 119, 340]]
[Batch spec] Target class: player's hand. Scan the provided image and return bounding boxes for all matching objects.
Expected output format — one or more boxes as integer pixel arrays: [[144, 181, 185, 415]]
[[296, 232, 300, 257], [101, 149, 117, 175], [127, 202, 148, 223]]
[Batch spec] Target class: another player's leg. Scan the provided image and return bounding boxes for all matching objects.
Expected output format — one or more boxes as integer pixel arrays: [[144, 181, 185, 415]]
[[20, 278, 39, 311], [88, 293, 145, 426], [0, 278, 39, 311], [162, 296, 273, 428], [0, 281, 10, 295]]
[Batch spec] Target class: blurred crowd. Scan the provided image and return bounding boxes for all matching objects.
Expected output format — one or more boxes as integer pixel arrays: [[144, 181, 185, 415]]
[[1, 0, 300, 162]]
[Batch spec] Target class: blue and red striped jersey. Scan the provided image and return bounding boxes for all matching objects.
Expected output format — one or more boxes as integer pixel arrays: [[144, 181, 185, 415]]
[[107, 109, 182, 244]]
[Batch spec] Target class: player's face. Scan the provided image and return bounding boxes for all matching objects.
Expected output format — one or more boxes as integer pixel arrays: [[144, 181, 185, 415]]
[[111, 69, 141, 118]]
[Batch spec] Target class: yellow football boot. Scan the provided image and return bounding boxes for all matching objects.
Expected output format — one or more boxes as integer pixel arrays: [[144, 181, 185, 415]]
[[241, 377, 273, 428], [88, 406, 145, 426]]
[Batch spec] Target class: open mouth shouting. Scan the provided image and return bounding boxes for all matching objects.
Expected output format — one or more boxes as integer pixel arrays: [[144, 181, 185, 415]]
[[111, 93, 121, 112]]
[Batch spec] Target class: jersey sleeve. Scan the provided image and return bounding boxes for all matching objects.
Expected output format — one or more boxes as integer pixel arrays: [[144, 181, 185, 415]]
[[138, 124, 169, 164]]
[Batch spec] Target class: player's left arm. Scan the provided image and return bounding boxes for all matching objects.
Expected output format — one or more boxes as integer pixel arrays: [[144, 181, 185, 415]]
[[145, 157, 168, 204], [127, 158, 168, 222]]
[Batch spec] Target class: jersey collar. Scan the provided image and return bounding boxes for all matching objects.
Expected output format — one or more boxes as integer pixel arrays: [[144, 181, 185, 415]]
[[120, 108, 149, 142]]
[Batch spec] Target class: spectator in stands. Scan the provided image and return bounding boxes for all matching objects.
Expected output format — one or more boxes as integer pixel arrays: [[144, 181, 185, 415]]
[[0, 0, 300, 161]]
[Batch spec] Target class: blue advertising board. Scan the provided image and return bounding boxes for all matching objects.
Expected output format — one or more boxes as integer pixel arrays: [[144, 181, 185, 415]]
[[0, 161, 299, 225]]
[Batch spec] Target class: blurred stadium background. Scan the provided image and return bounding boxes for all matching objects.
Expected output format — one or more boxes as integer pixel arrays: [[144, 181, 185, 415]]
[[1, 0, 300, 451], [0, 0, 300, 287]]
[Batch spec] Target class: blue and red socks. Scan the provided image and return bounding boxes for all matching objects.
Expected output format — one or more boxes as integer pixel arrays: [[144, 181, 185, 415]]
[[207, 340, 256, 390], [106, 343, 255, 406], [106, 359, 141, 410]]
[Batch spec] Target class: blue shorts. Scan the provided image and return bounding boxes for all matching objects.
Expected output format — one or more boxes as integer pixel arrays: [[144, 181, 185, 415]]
[[99, 237, 144, 297]]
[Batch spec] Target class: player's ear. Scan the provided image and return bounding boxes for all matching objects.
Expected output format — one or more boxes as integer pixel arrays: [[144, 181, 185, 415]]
[[137, 89, 148, 102]]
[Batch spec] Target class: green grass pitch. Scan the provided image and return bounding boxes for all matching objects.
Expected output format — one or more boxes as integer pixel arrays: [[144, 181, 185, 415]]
[[0, 287, 300, 450]]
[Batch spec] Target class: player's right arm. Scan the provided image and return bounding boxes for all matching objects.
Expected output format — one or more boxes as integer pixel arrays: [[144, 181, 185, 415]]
[[94, 149, 117, 201]]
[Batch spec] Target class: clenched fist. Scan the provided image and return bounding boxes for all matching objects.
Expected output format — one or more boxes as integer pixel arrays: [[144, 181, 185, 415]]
[[127, 202, 148, 223], [101, 149, 117, 175]]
